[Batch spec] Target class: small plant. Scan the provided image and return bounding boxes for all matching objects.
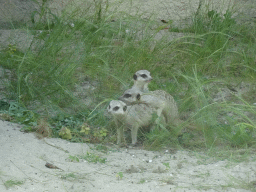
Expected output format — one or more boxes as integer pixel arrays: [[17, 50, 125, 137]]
[[138, 179, 146, 184], [80, 123, 91, 135], [59, 127, 72, 140], [80, 152, 106, 163], [93, 127, 108, 142], [162, 162, 170, 170], [60, 173, 86, 181], [0, 113, 13, 121], [61, 173, 77, 180], [116, 172, 123, 180], [0, 100, 10, 111], [95, 144, 108, 153], [35, 118, 52, 138], [68, 155, 79, 162], [0, 101, 39, 131], [4, 180, 24, 189], [6, 44, 17, 55], [160, 177, 175, 185], [51, 114, 83, 132]]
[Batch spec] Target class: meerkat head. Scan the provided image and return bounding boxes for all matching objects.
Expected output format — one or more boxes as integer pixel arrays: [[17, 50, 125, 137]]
[[133, 70, 152, 83], [107, 100, 128, 116], [132, 70, 152, 91], [119, 88, 142, 104]]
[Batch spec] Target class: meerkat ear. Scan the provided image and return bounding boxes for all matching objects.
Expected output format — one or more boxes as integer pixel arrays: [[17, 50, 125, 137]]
[[133, 74, 137, 80], [123, 106, 127, 111], [136, 93, 141, 100]]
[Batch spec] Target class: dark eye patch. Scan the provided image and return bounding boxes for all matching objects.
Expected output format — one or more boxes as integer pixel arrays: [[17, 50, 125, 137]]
[[123, 94, 131, 98], [133, 74, 137, 80], [123, 106, 127, 111], [108, 105, 111, 109], [113, 106, 119, 111], [141, 74, 148, 78]]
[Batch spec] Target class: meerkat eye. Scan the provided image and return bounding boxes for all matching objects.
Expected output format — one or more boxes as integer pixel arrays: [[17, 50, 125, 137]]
[[113, 106, 119, 111], [133, 74, 137, 80], [108, 105, 111, 109], [136, 93, 141, 100], [123, 106, 127, 111], [141, 74, 148, 78], [123, 94, 131, 98]]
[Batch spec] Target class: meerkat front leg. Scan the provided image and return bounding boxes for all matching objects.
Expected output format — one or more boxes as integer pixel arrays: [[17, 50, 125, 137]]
[[115, 119, 124, 145], [155, 111, 166, 125], [131, 124, 139, 145]]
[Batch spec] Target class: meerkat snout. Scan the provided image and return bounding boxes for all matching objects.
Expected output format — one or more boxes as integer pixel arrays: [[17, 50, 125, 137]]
[[113, 106, 120, 111]]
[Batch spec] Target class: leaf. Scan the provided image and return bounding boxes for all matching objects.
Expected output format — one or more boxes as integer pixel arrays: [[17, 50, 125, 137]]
[[80, 123, 90, 135], [59, 127, 72, 140]]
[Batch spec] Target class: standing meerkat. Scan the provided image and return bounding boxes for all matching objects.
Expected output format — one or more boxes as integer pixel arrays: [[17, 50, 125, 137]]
[[107, 100, 165, 145], [132, 70, 153, 92], [130, 70, 181, 125], [119, 88, 179, 125]]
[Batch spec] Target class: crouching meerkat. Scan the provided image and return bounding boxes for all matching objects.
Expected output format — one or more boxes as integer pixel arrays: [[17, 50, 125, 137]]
[[132, 70, 152, 92], [119, 88, 179, 126], [107, 100, 165, 145]]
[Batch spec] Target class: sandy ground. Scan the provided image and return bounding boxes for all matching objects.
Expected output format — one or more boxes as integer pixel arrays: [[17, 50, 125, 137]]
[[0, 120, 256, 192], [1, 0, 256, 53]]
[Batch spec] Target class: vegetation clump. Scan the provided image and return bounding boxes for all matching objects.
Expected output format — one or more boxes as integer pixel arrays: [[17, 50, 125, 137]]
[[0, 0, 255, 153]]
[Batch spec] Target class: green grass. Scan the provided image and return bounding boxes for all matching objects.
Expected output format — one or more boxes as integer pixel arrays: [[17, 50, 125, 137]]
[[60, 172, 87, 182], [0, 0, 255, 153], [4, 179, 24, 189], [79, 152, 106, 163]]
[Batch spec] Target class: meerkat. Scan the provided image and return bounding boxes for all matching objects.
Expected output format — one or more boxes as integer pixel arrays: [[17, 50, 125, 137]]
[[132, 70, 153, 92], [119, 88, 179, 126], [129, 70, 180, 125], [107, 100, 165, 145]]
